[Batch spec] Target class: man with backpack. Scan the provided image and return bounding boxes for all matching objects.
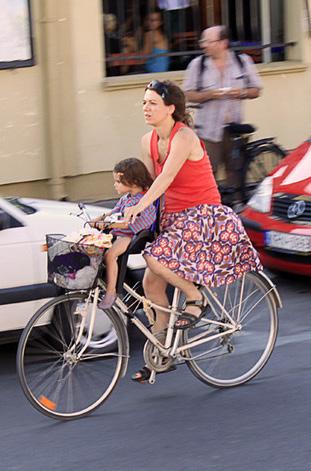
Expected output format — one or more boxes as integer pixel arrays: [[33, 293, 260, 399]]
[[183, 25, 262, 206]]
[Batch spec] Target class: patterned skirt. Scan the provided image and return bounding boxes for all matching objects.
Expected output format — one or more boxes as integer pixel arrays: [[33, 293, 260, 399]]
[[143, 204, 263, 288]]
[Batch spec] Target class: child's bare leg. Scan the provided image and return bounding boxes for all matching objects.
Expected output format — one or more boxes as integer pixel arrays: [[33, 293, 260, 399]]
[[99, 236, 131, 309], [105, 236, 131, 293]]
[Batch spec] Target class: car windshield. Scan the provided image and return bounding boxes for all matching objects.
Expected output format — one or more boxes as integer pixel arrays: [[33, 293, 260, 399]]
[[5, 197, 37, 215]]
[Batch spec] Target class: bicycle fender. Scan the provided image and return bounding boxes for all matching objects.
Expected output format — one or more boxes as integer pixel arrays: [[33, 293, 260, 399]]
[[246, 137, 286, 157], [258, 271, 283, 309], [247, 138, 275, 153], [111, 306, 130, 378]]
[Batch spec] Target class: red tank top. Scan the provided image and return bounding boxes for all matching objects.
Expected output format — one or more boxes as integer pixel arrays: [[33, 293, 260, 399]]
[[150, 122, 221, 213]]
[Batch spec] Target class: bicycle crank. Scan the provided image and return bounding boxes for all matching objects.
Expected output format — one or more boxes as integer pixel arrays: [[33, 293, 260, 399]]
[[143, 332, 175, 373]]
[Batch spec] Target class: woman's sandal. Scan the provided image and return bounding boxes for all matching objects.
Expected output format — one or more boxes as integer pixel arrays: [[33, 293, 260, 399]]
[[174, 297, 208, 330], [131, 365, 176, 384]]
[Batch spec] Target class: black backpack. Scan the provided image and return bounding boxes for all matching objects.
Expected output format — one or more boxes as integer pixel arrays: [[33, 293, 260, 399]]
[[196, 51, 245, 91]]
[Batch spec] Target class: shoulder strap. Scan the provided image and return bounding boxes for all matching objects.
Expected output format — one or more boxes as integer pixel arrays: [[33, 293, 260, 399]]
[[234, 52, 249, 85], [234, 51, 244, 71], [196, 55, 206, 91]]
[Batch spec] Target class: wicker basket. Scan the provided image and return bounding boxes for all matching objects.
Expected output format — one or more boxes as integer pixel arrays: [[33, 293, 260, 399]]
[[46, 234, 107, 290]]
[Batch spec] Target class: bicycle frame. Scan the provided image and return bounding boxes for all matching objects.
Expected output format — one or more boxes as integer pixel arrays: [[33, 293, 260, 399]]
[[59, 204, 281, 369], [72, 273, 278, 377]]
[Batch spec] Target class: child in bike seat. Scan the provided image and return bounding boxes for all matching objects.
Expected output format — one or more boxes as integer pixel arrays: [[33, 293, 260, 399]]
[[91, 158, 156, 309]]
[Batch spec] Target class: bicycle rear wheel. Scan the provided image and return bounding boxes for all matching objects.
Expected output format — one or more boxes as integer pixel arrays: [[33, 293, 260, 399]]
[[17, 292, 127, 420], [183, 272, 278, 388], [242, 143, 285, 203]]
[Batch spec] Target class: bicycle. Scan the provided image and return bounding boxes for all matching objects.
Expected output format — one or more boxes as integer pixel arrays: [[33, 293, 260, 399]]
[[216, 122, 287, 207], [16, 204, 282, 420]]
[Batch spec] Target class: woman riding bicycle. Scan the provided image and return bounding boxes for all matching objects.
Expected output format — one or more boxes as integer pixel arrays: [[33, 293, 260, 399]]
[[124, 80, 262, 382]]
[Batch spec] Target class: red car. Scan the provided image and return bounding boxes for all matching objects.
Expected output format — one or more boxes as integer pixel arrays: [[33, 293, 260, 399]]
[[241, 139, 311, 276]]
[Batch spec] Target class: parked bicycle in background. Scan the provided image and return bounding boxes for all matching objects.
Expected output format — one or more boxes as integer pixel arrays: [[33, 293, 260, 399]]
[[219, 122, 286, 209]]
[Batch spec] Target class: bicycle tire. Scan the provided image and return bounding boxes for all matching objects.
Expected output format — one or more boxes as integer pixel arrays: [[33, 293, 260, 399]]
[[241, 143, 285, 203], [183, 271, 278, 388], [17, 292, 128, 420]]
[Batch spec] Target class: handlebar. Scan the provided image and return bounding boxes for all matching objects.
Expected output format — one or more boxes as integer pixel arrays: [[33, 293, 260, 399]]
[[69, 202, 92, 224], [71, 203, 141, 230]]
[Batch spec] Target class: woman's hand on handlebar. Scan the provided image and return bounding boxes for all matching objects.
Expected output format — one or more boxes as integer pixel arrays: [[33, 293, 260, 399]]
[[124, 204, 140, 224]]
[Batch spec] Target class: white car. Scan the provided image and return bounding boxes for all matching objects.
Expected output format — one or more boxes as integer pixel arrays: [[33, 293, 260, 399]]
[[0, 197, 117, 345]]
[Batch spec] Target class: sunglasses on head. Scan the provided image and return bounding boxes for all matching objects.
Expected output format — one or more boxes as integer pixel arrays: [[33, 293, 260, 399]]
[[145, 80, 168, 99]]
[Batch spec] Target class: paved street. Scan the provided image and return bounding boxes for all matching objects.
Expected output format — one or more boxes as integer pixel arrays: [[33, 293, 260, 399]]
[[0, 272, 310, 471]]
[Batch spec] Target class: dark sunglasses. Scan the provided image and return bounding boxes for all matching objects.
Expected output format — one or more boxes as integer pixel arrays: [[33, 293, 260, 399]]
[[145, 80, 168, 99]]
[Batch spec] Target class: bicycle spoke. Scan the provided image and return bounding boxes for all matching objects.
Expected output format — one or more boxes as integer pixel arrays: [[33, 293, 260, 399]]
[[17, 292, 126, 419]]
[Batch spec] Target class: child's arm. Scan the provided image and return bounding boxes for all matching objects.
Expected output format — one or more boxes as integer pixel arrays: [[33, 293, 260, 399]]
[[90, 195, 124, 227], [95, 220, 129, 230], [103, 210, 113, 219], [109, 221, 129, 229], [89, 210, 113, 228]]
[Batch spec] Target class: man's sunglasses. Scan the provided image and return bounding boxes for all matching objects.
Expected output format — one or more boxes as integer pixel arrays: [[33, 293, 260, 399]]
[[145, 80, 168, 99], [199, 38, 220, 45]]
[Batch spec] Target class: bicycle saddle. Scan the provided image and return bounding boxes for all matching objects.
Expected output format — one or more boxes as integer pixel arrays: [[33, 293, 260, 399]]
[[225, 123, 256, 135]]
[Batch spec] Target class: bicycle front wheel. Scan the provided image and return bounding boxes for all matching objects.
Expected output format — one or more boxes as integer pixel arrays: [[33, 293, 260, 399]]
[[17, 292, 127, 420], [242, 143, 285, 203], [183, 272, 278, 388]]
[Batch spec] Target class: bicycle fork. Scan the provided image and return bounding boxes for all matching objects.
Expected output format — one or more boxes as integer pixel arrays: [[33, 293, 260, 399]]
[[66, 288, 100, 358]]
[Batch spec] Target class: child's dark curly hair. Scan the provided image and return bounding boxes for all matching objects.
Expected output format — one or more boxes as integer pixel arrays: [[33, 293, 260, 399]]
[[114, 158, 153, 190]]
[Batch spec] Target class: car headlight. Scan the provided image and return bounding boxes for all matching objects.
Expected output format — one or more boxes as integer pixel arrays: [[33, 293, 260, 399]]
[[247, 177, 273, 213]]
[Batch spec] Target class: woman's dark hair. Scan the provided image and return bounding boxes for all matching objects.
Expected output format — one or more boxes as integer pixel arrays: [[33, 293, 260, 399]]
[[145, 80, 193, 127], [114, 158, 153, 190]]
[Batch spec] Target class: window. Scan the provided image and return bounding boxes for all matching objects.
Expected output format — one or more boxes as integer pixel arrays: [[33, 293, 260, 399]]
[[6, 198, 37, 215], [103, 0, 202, 76], [102, 0, 289, 78], [222, 0, 285, 63], [0, 0, 34, 70], [0, 209, 22, 230]]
